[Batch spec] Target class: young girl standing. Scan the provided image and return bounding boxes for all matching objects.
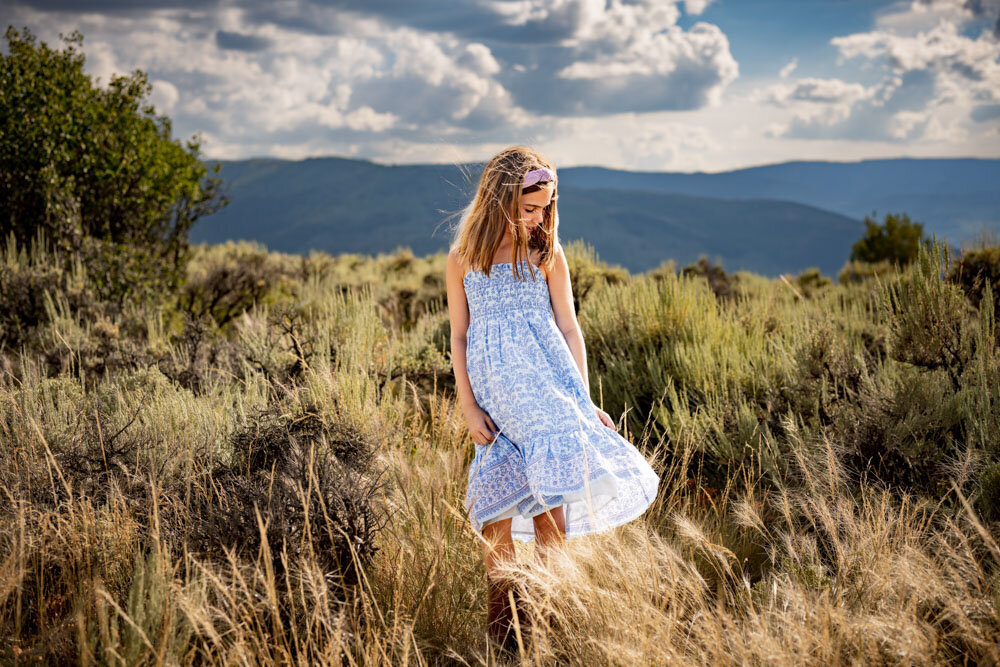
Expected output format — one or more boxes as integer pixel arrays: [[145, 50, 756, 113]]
[[445, 146, 660, 650]]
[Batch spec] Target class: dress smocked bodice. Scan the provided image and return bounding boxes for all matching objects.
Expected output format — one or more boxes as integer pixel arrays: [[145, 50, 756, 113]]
[[463, 260, 551, 319]]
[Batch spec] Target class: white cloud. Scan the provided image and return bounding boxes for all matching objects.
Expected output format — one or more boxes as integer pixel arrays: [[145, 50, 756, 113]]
[[888, 109, 930, 139], [540, 12, 738, 113], [558, 21, 734, 81], [149, 79, 179, 112], [756, 13, 1000, 143], [457, 42, 501, 76], [3, 0, 996, 170], [345, 106, 398, 132], [684, 0, 717, 16], [82, 39, 123, 84], [875, 0, 969, 32], [487, 0, 607, 37], [834, 20, 998, 77], [779, 57, 798, 79], [484, 1, 739, 114], [872, 0, 998, 35], [762, 77, 879, 106], [754, 76, 896, 133]]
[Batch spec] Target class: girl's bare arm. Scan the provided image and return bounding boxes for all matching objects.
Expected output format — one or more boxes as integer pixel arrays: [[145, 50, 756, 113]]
[[546, 243, 589, 393], [445, 251, 479, 412]]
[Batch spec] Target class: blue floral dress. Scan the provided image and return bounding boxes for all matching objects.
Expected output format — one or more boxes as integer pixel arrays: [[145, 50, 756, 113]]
[[462, 258, 660, 542]]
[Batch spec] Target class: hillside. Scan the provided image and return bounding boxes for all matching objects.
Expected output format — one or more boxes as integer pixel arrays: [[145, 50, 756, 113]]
[[193, 156, 998, 277], [557, 187, 860, 276], [562, 158, 1000, 243], [196, 157, 872, 276]]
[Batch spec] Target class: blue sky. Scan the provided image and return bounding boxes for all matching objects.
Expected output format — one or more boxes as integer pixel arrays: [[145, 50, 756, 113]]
[[680, 0, 885, 77], [2, 0, 998, 171]]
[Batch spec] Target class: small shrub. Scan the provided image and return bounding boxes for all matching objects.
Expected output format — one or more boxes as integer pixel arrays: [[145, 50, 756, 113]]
[[882, 241, 974, 392], [833, 366, 965, 497], [645, 259, 677, 283], [178, 242, 291, 329], [228, 404, 374, 474], [850, 211, 927, 266], [563, 239, 629, 313], [794, 267, 831, 298], [189, 404, 386, 597], [235, 303, 315, 384], [947, 245, 1000, 314], [682, 256, 736, 301], [977, 463, 1000, 523], [0, 234, 98, 349], [837, 259, 897, 285], [781, 323, 865, 427]]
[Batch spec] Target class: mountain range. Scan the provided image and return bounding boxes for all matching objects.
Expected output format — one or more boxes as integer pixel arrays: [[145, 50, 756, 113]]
[[192, 157, 1000, 277]]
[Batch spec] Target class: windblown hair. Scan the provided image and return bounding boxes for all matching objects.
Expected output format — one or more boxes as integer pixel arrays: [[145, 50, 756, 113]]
[[451, 145, 559, 282]]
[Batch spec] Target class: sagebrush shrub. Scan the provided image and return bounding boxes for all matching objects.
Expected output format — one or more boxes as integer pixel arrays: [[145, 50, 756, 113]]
[[0, 234, 97, 350], [564, 240, 629, 313], [188, 404, 385, 598], [977, 463, 1000, 522], [947, 245, 1000, 314], [178, 241, 292, 329], [837, 259, 897, 285], [882, 240, 974, 392], [682, 256, 736, 300], [794, 267, 831, 298]]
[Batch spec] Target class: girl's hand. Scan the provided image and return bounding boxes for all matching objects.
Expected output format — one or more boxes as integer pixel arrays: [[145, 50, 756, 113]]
[[463, 403, 499, 446], [594, 406, 615, 430]]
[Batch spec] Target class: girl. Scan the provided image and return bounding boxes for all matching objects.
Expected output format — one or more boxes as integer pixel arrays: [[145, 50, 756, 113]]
[[445, 146, 660, 650]]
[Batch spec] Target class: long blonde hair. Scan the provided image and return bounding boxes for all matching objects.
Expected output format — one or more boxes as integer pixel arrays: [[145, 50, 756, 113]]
[[451, 145, 559, 282]]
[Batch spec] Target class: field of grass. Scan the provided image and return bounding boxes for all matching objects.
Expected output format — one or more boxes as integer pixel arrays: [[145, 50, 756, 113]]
[[1, 236, 999, 664]]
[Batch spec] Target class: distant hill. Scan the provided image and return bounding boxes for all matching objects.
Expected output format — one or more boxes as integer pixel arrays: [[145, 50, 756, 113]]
[[556, 187, 860, 277], [192, 156, 999, 277], [561, 158, 1000, 244]]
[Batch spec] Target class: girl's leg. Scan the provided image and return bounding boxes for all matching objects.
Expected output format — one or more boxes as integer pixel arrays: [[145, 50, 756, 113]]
[[481, 517, 515, 573], [523, 507, 566, 641], [532, 505, 566, 564], [481, 518, 516, 647]]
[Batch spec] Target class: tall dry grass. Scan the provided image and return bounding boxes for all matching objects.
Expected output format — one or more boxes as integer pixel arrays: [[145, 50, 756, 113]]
[[1, 237, 998, 664]]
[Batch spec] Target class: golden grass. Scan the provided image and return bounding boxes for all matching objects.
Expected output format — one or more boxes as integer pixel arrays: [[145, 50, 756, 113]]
[[1, 238, 998, 664]]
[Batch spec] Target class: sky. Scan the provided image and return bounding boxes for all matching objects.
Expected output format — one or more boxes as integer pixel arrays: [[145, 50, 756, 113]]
[[2, 0, 1000, 172]]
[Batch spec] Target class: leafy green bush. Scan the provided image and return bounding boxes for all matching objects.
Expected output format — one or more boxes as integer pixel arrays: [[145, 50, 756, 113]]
[[0, 27, 226, 305], [850, 212, 927, 266]]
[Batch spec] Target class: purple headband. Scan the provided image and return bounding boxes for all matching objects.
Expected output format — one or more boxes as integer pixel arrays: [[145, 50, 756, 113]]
[[522, 167, 555, 189]]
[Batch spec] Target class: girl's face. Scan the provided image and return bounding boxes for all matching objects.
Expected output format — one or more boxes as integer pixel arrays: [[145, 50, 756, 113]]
[[518, 185, 554, 231]]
